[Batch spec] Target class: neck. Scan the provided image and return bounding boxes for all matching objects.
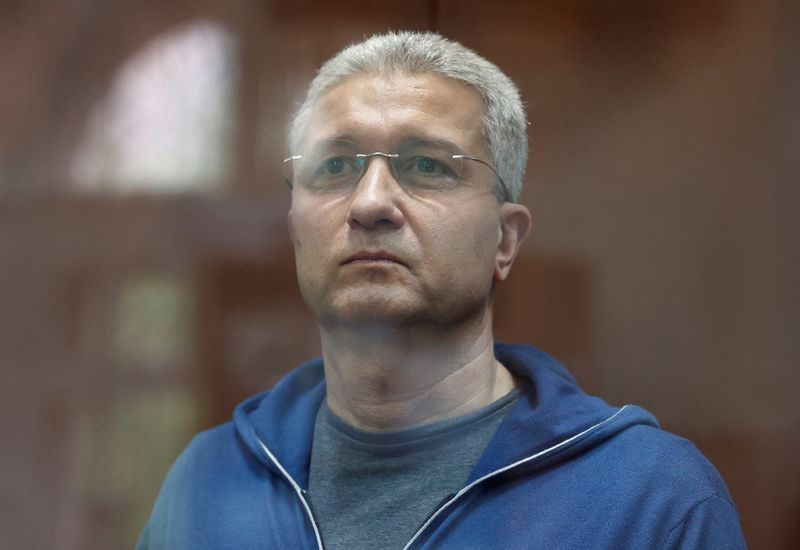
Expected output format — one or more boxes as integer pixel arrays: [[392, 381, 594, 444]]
[[318, 310, 517, 432]]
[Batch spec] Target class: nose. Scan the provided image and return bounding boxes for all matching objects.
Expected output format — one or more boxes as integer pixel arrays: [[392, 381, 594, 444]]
[[346, 156, 405, 231]]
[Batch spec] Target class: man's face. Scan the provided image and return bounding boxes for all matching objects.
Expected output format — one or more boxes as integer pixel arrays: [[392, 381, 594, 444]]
[[289, 72, 527, 329]]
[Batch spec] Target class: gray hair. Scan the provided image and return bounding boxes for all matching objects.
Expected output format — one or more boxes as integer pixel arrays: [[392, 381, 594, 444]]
[[288, 31, 528, 202]]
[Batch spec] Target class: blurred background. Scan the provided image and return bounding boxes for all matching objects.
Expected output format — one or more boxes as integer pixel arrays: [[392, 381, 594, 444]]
[[1, 0, 798, 548]]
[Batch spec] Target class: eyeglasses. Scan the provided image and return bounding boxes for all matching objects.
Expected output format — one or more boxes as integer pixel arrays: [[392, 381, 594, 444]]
[[283, 143, 511, 202]]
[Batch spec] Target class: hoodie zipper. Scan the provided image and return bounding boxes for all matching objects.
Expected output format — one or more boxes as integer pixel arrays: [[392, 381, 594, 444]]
[[257, 439, 325, 550], [255, 405, 629, 550], [400, 405, 630, 550]]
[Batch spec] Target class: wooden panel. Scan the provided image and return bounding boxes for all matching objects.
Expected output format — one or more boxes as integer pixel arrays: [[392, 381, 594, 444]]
[[494, 253, 595, 389]]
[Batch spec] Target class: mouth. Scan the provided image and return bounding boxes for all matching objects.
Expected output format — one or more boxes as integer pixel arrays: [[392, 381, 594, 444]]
[[341, 251, 407, 267]]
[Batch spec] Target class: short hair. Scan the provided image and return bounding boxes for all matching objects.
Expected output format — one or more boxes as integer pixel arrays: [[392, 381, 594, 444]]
[[288, 31, 528, 202]]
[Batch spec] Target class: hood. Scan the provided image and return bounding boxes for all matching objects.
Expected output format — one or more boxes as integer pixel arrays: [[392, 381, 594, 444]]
[[467, 343, 658, 482], [233, 343, 658, 489], [233, 358, 326, 489]]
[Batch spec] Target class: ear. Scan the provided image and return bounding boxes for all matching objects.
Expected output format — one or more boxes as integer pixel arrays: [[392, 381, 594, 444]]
[[494, 203, 532, 282]]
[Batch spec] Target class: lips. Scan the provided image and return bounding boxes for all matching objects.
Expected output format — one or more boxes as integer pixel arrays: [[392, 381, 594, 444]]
[[341, 250, 407, 267]]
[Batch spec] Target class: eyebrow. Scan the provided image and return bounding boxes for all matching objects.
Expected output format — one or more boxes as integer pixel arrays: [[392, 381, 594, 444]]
[[303, 137, 358, 158], [304, 135, 466, 156], [400, 137, 465, 154]]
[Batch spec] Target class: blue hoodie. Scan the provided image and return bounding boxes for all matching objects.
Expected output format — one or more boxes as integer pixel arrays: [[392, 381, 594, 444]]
[[138, 343, 746, 549]]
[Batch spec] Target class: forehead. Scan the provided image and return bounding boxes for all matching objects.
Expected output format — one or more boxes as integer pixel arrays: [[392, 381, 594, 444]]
[[301, 72, 487, 153]]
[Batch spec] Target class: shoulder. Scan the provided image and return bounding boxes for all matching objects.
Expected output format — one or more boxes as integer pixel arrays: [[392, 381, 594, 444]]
[[598, 424, 746, 548], [138, 418, 299, 550], [141, 423, 236, 513], [157, 420, 267, 498], [610, 424, 731, 500], [662, 493, 746, 549], [526, 417, 746, 547]]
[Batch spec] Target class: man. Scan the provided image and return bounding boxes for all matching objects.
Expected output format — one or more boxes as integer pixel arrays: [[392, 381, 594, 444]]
[[139, 31, 746, 549]]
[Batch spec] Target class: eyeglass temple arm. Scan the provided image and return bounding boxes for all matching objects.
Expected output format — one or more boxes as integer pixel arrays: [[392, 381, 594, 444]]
[[283, 155, 302, 189], [453, 154, 511, 202]]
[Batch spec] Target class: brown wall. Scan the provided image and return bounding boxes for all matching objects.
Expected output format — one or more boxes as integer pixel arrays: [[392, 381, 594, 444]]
[[1, 1, 798, 548]]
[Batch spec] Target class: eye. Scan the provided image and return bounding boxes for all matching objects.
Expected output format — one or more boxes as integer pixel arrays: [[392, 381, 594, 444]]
[[395, 153, 461, 192], [296, 154, 361, 192], [321, 156, 356, 176], [308, 155, 360, 184], [410, 156, 446, 176]]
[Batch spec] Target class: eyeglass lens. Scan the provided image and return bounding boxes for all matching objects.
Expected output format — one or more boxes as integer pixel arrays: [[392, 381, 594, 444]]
[[285, 144, 472, 193]]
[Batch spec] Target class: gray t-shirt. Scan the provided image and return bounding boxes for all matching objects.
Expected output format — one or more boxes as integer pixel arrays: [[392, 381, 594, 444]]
[[308, 389, 521, 550]]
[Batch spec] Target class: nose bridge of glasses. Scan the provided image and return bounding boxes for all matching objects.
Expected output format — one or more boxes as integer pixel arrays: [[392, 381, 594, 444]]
[[355, 152, 401, 186]]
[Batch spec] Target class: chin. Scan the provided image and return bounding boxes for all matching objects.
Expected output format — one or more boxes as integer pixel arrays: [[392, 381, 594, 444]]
[[317, 287, 489, 331], [300, 283, 424, 328], [327, 294, 427, 328]]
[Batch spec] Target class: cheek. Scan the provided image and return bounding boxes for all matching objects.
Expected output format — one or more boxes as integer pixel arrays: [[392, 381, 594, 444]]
[[290, 200, 344, 277], [423, 212, 498, 277], [291, 202, 330, 249], [290, 216, 318, 270]]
